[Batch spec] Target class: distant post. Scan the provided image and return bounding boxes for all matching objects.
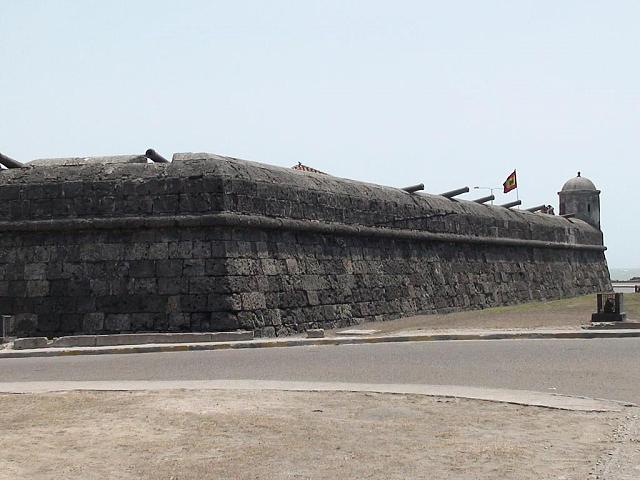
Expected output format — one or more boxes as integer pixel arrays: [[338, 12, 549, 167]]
[[591, 293, 626, 322], [1, 315, 13, 342]]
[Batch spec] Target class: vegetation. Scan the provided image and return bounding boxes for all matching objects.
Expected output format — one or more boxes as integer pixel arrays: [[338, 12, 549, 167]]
[[478, 293, 639, 319], [340, 293, 640, 334]]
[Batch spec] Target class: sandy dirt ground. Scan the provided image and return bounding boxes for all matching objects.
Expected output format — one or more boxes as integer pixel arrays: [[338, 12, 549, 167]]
[[0, 389, 637, 480]]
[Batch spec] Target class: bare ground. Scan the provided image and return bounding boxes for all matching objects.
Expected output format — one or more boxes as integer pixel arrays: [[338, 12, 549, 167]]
[[0, 389, 637, 480], [333, 293, 640, 334]]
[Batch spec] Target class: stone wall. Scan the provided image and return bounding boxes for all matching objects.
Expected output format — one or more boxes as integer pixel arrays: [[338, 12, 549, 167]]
[[0, 153, 611, 337]]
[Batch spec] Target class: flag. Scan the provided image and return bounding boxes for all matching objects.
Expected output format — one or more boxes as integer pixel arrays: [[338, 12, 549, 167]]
[[503, 170, 517, 193]]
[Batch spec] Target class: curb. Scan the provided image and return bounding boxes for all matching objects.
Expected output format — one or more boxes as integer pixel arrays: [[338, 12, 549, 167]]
[[1, 329, 640, 360], [0, 380, 633, 412]]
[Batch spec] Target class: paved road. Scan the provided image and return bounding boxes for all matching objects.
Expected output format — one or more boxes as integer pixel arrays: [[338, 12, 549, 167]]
[[1, 338, 639, 403]]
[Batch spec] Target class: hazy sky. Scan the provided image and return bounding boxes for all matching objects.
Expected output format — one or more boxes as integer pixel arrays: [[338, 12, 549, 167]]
[[1, 1, 638, 267]]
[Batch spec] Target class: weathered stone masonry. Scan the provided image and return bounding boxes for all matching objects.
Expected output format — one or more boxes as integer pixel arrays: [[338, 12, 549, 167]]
[[0, 153, 611, 337]]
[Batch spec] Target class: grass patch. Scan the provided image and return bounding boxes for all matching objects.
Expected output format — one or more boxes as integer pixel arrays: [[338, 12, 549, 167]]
[[457, 293, 639, 319], [476, 295, 594, 315], [624, 293, 640, 318], [339, 293, 640, 334]]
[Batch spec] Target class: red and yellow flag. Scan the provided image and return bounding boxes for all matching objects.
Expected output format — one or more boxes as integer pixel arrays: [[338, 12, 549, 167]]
[[503, 170, 517, 193]]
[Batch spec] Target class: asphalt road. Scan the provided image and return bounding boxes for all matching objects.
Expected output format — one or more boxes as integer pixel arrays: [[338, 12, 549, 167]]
[[1, 338, 639, 403]]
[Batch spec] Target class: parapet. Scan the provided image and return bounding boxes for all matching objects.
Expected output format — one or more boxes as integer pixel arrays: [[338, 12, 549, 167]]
[[28, 155, 148, 167], [0, 152, 604, 249]]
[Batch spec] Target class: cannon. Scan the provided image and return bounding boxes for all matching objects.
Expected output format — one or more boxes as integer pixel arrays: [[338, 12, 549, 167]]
[[525, 205, 547, 213], [473, 194, 495, 204], [0, 152, 25, 169], [145, 148, 170, 163], [401, 183, 424, 193], [499, 200, 522, 209], [439, 186, 469, 199]]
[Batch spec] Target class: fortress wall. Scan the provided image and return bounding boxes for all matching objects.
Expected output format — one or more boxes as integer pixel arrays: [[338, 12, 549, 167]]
[[0, 154, 611, 337], [218, 226, 609, 336]]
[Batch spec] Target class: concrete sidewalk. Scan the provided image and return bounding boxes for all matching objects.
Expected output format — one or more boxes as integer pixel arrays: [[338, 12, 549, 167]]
[[0, 379, 631, 411], [2, 327, 640, 360]]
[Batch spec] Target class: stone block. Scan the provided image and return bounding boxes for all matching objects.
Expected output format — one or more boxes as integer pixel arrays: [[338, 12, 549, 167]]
[[241, 292, 266, 310], [129, 260, 156, 277], [208, 330, 254, 342], [104, 314, 131, 332], [168, 312, 190, 330], [168, 241, 194, 259], [237, 311, 257, 329], [83, 313, 104, 333], [191, 241, 211, 259], [128, 278, 157, 295], [189, 276, 219, 294], [52, 335, 97, 347], [261, 326, 276, 337], [182, 259, 205, 277], [210, 312, 239, 330], [306, 328, 324, 338], [156, 260, 183, 277], [179, 294, 208, 312], [24, 263, 47, 280], [91, 331, 254, 346], [59, 314, 82, 333], [206, 293, 235, 311], [13, 337, 49, 350], [285, 258, 300, 274], [8, 281, 26, 297], [148, 243, 169, 260], [226, 258, 261, 276], [205, 259, 227, 275], [11, 313, 38, 335], [226, 276, 258, 293], [158, 277, 184, 295], [130, 313, 156, 331], [26, 280, 50, 297], [263, 309, 282, 326]]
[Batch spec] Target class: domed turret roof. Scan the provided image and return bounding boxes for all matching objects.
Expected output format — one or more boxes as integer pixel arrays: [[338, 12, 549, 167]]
[[561, 172, 597, 192]]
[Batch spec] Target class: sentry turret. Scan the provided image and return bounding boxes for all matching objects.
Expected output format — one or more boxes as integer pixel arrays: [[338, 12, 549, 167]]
[[558, 172, 601, 229]]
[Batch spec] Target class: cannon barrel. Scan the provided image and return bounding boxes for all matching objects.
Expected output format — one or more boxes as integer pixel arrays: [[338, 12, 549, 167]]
[[440, 186, 469, 199], [401, 183, 424, 193], [145, 148, 170, 163], [525, 205, 547, 213], [0, 152, 25, 169], [473, 194, 494, 204], [499, 200, 522, 209]]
